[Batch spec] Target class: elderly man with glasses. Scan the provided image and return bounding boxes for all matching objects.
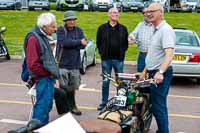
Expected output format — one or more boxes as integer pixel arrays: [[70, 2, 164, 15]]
[[141, 3, 176, 133], [128, 7, 154, 72], [24, 12, 59, 125]]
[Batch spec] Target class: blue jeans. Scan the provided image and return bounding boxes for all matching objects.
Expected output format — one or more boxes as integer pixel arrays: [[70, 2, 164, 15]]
[[101, 60, 124, 104], [137, 52, 146, 72], [148, 66, 173, 133], [32, 77, 54, 125]]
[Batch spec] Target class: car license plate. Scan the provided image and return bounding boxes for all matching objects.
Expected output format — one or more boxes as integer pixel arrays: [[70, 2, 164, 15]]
[[69, 5, 76, 7], [99, 6, 107, 8], [34, 7, 42, 10], [173, 55, 186, 61], [114, 95, 127, 107], [131, 7, 138, 10]]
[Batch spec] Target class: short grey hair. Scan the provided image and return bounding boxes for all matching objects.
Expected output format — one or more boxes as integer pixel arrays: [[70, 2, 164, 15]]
[[157, 3, 164, 13], [37, 12, 56, 28], [108, 7, 119, 13]]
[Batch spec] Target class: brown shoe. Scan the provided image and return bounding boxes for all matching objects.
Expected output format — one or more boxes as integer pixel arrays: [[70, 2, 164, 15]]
[[71, 107, 82, 115]]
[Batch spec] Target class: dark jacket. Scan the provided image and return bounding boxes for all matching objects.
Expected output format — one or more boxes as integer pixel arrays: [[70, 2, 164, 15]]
[[25, 26, 59, 79], [96, 22, 128, 60], [56, 25, 85, 69]]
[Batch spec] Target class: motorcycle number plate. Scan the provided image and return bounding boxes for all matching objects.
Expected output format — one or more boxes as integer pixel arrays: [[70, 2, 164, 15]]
[[114, 95, 127, 107]]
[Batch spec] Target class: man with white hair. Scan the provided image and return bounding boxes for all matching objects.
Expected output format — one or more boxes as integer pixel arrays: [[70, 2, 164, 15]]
[[24, 12, 59, 125], [141, 3, 175, 133], [128, 7, 154, 72], [96, 7, 128, 110]]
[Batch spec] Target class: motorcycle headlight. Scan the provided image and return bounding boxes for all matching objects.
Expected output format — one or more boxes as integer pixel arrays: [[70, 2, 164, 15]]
[[118, 88, 126, 96]]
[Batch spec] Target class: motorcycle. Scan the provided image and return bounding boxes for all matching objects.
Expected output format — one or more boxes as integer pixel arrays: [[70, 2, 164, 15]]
[[98, 73, 155, 133], [0, 26, 10, 60]]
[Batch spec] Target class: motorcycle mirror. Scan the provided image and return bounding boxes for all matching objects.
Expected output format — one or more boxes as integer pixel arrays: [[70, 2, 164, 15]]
[[0, 27, 6, 32]]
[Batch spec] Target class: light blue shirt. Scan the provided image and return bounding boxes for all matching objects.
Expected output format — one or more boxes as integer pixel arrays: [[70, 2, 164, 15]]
[[145, 20, 175, 70], [129, 21, 154, 52]]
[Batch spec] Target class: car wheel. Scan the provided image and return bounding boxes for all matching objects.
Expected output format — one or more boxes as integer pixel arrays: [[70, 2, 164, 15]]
[[80, 53, 87, 75], [196, 78, 200, 84], [28, 7, 33, 11], [56, 4, 61, 11], [91, 52, 96, 66]]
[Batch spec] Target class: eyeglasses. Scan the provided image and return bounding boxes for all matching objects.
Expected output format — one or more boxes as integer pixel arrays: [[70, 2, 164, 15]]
[[111, 12, 119, 14], [143, 9, 160, 14]]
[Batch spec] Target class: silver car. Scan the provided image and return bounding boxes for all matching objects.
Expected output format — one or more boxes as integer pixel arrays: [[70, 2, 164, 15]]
[[0, 0, 22, 10], [172, 29, 200, 81], [121, 0, 144, 12], [80, 39, 96, 74], [51, 33, 96, 75], [28, 0, 50, 11]]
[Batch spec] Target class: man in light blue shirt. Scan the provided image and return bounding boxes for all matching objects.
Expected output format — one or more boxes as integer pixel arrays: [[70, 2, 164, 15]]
[[141, 3, 175, 133]]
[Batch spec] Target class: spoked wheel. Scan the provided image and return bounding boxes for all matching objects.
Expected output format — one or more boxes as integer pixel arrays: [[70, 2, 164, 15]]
[[135, 95, 152, 133]]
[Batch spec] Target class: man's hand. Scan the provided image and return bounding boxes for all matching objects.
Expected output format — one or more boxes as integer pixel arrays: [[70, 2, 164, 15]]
[[154, 72, 164, 84], [128, 36, 134, 44], [54, 80, 60, 89], [139, 68, 148, 80], [81, 38, 88, 46]]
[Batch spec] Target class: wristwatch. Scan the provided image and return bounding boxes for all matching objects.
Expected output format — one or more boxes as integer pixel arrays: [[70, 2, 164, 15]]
[[158, 69, 164, 74]]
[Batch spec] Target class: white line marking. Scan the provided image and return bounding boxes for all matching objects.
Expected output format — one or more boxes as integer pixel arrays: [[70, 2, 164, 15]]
[[0, 119, 27, 125]]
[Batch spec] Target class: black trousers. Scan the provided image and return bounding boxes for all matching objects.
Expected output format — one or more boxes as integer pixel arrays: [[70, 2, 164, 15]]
[[54, 88, 70, 115]]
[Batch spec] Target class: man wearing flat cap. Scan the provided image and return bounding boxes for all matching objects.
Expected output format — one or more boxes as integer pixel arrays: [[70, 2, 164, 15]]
[[56, 11, 88, 115]]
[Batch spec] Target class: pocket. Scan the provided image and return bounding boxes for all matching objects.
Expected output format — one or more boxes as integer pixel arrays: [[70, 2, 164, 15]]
[[68, 70, 80, 90], [59, 69, 69, 89]]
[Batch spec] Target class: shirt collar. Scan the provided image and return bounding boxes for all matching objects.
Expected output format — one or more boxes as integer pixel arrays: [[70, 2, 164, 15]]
[[107, 21, 119, 28], [155, 20, 166, 31]]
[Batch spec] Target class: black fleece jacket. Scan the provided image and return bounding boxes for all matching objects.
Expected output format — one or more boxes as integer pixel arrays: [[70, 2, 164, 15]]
[[96, 22, 128, 61]]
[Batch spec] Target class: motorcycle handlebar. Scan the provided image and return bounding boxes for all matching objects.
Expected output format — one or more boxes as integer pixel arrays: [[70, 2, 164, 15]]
[[101, 73, 155, 88]]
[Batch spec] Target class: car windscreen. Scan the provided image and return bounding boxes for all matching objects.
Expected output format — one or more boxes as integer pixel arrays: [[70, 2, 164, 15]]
[[0, 0, 14, 2], [175, 31, 200, 46], [29, 0, 48, 1], [125, 0, 143, 2]]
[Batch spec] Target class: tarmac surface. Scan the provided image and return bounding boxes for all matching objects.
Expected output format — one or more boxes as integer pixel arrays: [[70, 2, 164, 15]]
[[0, 59, 200, 133]]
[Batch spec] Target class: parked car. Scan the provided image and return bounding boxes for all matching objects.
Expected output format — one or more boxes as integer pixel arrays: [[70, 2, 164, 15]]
[[172, 29, 200, 82], [91, 0, 114, 11], [52, 33, 96, 75], [196, 0, 200, 12], [28, 0, 50, 11], [121, 0, 144, 12], [180, 0, 197, 11], [144, 0, 170, 12], [0, 0, 22, 10], [56, 0, 84, 11], [80, 39, 96, 74]]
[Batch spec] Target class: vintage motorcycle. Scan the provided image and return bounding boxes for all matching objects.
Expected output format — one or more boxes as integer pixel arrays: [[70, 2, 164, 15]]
[[98, 73, 155, 133], [0, 26, 10, 60]]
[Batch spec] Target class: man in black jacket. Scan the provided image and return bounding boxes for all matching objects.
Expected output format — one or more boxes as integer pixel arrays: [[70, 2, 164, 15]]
[[97, 7, 128, 110]]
